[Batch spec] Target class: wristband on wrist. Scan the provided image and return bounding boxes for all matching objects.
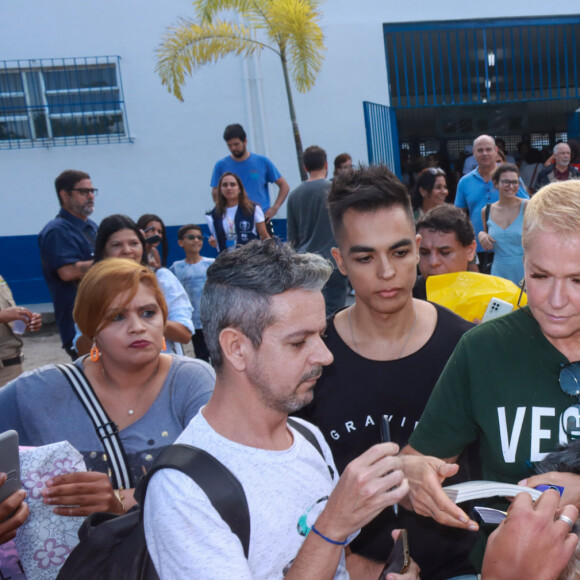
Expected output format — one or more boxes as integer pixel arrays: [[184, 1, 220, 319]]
[[310, 524, 347, 546]]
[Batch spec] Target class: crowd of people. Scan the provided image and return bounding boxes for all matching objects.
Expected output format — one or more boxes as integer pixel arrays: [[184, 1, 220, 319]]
[[1, 124, 580, 579], [400, 137, 580, 199]]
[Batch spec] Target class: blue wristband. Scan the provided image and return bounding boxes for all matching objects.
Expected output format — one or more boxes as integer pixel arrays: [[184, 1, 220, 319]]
[[310, 524, 348, 546]]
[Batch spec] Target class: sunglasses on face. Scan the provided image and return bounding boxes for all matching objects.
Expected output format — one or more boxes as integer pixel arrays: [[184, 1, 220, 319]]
[[185, 234, 204, 241], [425, 167, 446, 176]]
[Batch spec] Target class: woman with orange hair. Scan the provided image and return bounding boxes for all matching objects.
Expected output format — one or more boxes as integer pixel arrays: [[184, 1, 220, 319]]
[[0, 258, 214, 517]]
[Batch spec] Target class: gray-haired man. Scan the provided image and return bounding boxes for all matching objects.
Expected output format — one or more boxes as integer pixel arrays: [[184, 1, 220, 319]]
[[144, 240, 410, 578], [534, 142, 580, 192]]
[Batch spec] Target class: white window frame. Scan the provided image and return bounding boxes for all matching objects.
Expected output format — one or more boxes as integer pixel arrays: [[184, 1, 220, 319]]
[[0, 57, 130, 149]]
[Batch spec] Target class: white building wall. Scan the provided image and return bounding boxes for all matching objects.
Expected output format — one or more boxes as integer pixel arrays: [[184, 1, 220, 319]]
[[1, 0, 578, 237]]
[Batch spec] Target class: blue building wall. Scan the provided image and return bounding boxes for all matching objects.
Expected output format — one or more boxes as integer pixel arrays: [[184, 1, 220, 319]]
[[1, 219, 287, 305]]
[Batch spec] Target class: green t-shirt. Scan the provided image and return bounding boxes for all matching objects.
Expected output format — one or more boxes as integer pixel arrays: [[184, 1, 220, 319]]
[[409, 307, 573, 483]]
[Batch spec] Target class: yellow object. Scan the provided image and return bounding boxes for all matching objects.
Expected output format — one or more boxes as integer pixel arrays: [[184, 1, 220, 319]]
[[426, 272, 527, 322]]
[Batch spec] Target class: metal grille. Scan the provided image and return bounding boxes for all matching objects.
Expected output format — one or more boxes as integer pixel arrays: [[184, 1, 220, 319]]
[[0, 56, 132, 149], [363, 101, 400, 175], [384, 17, 580, 108]]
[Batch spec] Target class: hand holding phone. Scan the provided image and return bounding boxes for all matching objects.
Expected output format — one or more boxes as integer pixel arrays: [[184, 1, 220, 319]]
[[379, 529, 410, 578], [0, 430, 20, 504], [0, 430, 28, 545]]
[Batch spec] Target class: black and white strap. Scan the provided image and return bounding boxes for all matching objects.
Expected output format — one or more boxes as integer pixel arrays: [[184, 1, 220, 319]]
[[57, 363, 133, 490]]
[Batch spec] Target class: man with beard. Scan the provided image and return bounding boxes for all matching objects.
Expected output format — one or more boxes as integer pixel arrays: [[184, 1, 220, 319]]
[[297, 165, 478, 580], [455, 134, 528, 268], [38, 170, 98, 359], [534, 142, 580, 192], [144, 240, 412, 579], [210, 124, 290, 225]]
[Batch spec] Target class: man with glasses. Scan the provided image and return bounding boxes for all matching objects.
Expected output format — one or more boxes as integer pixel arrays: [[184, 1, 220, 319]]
[[455, 135, 528, 268], [38, 170, 98, 359]]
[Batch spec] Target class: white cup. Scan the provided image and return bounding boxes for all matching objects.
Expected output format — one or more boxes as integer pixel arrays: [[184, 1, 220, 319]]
[[12, 318, 27, 334]]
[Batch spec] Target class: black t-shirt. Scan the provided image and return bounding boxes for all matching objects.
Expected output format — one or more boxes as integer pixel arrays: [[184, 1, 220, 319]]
[[297, 304, 477, 580], [412, 275, 427, 300]]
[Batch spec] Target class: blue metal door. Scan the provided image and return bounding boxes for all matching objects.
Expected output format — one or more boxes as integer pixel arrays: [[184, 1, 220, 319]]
[[363, 101, 401, 176]]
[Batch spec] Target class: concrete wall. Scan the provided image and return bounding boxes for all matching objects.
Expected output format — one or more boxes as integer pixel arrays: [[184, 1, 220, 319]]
[[1, 1, 578, 301]]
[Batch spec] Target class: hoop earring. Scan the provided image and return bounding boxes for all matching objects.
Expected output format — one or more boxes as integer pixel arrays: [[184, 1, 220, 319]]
[[90, 340, 100, 362], [162, 337, 167, 352]]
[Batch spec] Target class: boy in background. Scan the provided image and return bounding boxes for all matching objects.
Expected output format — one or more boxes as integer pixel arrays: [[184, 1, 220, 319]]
[[170, 224, 214, 362]]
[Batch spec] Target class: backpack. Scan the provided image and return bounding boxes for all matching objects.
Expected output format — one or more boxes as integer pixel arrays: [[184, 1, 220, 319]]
[[57, 418, 329, 580]]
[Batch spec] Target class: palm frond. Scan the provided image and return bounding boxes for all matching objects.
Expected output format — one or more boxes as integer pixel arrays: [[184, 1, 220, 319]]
[[155, 18, 276, 100], [268, 0, 325, 92], [194, 0, 268, 23]]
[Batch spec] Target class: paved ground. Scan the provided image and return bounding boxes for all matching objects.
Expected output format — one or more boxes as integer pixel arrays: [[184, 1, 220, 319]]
[[21, 322, 69, 371]]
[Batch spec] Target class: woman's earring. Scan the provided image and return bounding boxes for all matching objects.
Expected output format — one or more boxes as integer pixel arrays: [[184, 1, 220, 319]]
[[90, 340, 100, 362], [162, 337, 167, 352]]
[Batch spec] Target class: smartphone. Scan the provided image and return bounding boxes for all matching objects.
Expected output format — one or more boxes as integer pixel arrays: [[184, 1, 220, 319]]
[[145, 234, 161, 245], [482, 297, 514, 323], [0, 430, 20, 504], [379, 529, 410, 578]]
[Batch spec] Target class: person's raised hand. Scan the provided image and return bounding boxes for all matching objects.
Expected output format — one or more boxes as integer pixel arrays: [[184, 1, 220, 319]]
[[41, 471, 124, 517], [314, 443, 409, 543], [400, 451, 479, 531], [482, 489, 578, 580]]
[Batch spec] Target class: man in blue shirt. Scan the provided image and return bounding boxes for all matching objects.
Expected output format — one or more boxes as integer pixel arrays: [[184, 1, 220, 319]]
[[210, 124, 290, 224], [38, 170, 98, 359], [455, 134, 528, 265]]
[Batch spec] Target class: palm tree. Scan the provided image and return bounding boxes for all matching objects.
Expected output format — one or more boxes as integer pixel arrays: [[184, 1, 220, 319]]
[[155, 0, 325, 182]]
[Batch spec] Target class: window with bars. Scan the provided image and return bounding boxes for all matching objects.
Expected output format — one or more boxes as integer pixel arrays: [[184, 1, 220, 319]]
[[0, 56, 131, 149]]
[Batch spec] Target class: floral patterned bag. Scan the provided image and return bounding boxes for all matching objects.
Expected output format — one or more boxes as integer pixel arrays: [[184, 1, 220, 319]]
[[14, 442, 86, 579]]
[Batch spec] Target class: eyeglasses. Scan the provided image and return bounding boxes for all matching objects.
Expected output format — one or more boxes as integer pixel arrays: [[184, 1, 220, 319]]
[[559, 362, 580, 439], [500, 180, 519, 188], [70, 188, 98, 197], [185, 235, 204, 241]]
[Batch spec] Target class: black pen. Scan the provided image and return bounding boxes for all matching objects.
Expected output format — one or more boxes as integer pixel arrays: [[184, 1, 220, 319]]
[[380, 414, 399, 516]]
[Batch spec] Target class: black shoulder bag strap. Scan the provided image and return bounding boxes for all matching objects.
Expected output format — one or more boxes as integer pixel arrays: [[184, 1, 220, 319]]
[[287, 417, 335, 479], [484, 203, 491, 233], [136, 443, 251, 558], [57, 363, 133, 490]]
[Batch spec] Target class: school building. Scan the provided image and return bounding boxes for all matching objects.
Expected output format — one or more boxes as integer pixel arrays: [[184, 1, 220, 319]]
[[1, 0, 578, 303]]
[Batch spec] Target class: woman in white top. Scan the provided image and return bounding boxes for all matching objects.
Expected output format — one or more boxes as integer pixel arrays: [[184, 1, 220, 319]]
[[206, 172, 270, 253]]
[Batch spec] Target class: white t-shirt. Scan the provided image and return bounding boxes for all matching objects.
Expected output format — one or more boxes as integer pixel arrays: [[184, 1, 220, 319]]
[[205, 204, 265, 239], [144, 413, 350, 579]]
